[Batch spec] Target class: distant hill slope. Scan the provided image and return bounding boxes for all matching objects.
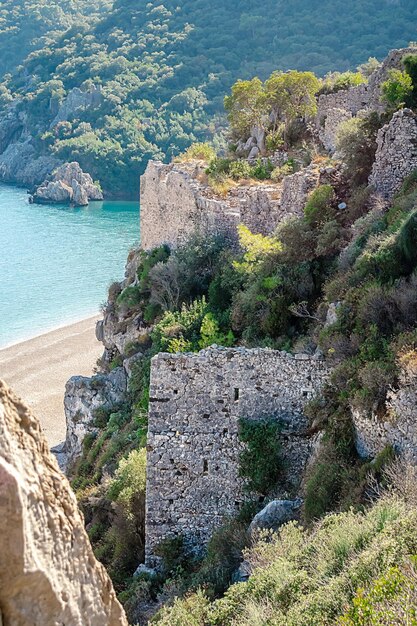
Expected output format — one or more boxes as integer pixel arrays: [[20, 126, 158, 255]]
[[0, 0, 417, 197]]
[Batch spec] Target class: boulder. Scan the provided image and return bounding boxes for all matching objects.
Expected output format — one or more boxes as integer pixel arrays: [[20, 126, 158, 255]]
[[72, 179, 89, 206], [32, 162, 103, 206], [64, 367, 127, 468], [249, 499, 302, 536], [0, 380, 127, 626], [34, 179, 73, 204], [248, 145, 260, 160]]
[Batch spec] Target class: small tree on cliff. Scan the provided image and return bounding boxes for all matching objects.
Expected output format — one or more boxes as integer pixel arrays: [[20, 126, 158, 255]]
[[381, 68, 413, 110], [265, 70, 320, 137], [224, 77, 268, 139]]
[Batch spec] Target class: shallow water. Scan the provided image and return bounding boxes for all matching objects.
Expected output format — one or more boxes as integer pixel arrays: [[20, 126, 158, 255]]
[[0, 184, 140, 347]]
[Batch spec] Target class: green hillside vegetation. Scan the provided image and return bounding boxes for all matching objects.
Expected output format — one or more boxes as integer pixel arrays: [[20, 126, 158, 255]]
[[63, 45, 417, 624], [1, 0, 417, 196]]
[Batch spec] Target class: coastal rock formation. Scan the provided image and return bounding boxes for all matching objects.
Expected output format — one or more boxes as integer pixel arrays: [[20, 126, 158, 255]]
[[0, 380, 127, 626], [369, 108, 417, 199], [145, 347, 329, 565], [64, 368, 127, 468], [33, 162, 103, 206]]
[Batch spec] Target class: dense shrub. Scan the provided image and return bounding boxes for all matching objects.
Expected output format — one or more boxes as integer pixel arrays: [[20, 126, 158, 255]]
[[154, 498, 417, 626], [238, 418, 283, 495]]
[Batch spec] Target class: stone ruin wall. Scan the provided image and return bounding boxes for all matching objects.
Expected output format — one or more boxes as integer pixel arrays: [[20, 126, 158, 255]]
[[145, 347, 329, 566], [353, 362, 417, 463], [317, 47, 417, 156], [139, 160, 324, 251], [369, 108, 417, 199]]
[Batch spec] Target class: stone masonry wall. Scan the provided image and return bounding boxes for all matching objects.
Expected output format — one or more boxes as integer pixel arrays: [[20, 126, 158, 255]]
[[145, 347, 329, 566], [317, 47, 417, 155], [369, 108, 417, 199], [140, 160, 333, 251], [140, 161, 291, 250], [353, 360, 417, 462]]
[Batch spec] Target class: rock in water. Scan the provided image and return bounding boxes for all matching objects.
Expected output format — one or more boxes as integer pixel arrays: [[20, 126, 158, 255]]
[[0, 380, 128, 626], [32, 161, 103, 206]]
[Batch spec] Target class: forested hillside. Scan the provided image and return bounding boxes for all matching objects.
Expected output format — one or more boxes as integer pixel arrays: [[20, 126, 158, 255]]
[[1, 0, 417, 196]]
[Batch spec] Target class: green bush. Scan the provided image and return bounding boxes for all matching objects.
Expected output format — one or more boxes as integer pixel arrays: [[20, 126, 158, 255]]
[[238, 418, 282, 495], [228, 159, 252, 180], [154, 498, 417, 626], [304, 185, 335, 224], [177, 142, 216, 163]]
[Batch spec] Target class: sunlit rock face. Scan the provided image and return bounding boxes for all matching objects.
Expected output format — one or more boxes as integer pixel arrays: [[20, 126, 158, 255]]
[[0, 380, 127, 626]]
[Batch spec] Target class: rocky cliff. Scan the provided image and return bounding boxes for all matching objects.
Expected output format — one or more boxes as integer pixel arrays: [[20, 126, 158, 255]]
[[0, 380, 127, 626]]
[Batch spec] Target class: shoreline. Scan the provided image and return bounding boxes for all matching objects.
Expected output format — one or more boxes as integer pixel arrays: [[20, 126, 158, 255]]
[[0, 315, 102, 448], [0, 309, 101, 351]]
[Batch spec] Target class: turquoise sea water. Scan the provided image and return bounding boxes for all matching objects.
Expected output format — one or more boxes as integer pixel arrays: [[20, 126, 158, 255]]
[[0, 184, 140, 348]]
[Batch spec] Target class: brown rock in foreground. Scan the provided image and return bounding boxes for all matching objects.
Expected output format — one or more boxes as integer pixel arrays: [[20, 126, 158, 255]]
[[0, 380, 128, 626]]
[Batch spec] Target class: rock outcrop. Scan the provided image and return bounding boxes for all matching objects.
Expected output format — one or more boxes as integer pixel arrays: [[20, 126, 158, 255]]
[[32, 162, 103, 206], [0, 380, 127, 626], [51, 85, 103, 127], [64, 368, 127, 468], [353, 354, 417, 462]]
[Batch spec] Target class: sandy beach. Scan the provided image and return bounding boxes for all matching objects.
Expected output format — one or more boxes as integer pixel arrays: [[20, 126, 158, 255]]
[[0, 316, 102, 448]]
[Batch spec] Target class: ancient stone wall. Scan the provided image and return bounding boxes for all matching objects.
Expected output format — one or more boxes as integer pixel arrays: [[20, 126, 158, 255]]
[[145, 347, 329, 566], [353, 360, 417, 462], [317, 47, 417, 154], [369, 108, 417, 199], [139, 160, 333, 250]]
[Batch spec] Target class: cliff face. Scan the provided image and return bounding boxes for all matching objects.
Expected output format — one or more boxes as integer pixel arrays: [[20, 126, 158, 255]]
[[0, 380, 127, 626]]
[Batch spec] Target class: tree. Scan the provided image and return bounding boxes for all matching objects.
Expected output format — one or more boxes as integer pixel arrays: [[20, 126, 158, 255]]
[[403, 54, 417, 109], [224, 78, 268, 138], [264, 70, 320, 134], [357, 57, 381, 78], [381, 69, 413, 110]]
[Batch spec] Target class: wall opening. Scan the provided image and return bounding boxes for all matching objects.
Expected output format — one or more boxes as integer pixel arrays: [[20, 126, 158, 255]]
[[234, 388, 240, 402]]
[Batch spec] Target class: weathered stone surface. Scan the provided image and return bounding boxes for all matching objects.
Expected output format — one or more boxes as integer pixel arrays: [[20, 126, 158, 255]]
[[34, 179, 73, 204], [51, 85, 103, 127], [0, 103, 24, 154], [0, 380, 127, 626], [64, 368, 127, 467], [369, 108, 417, 199], [317, 47, 417, 155], [249, 499, 302, 536], [72, 178, 89, 206], [33, 162, 103, 206], [140, 160, 319, 251], [145, 347, 329, 566], [353, 357, 417, 462]]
